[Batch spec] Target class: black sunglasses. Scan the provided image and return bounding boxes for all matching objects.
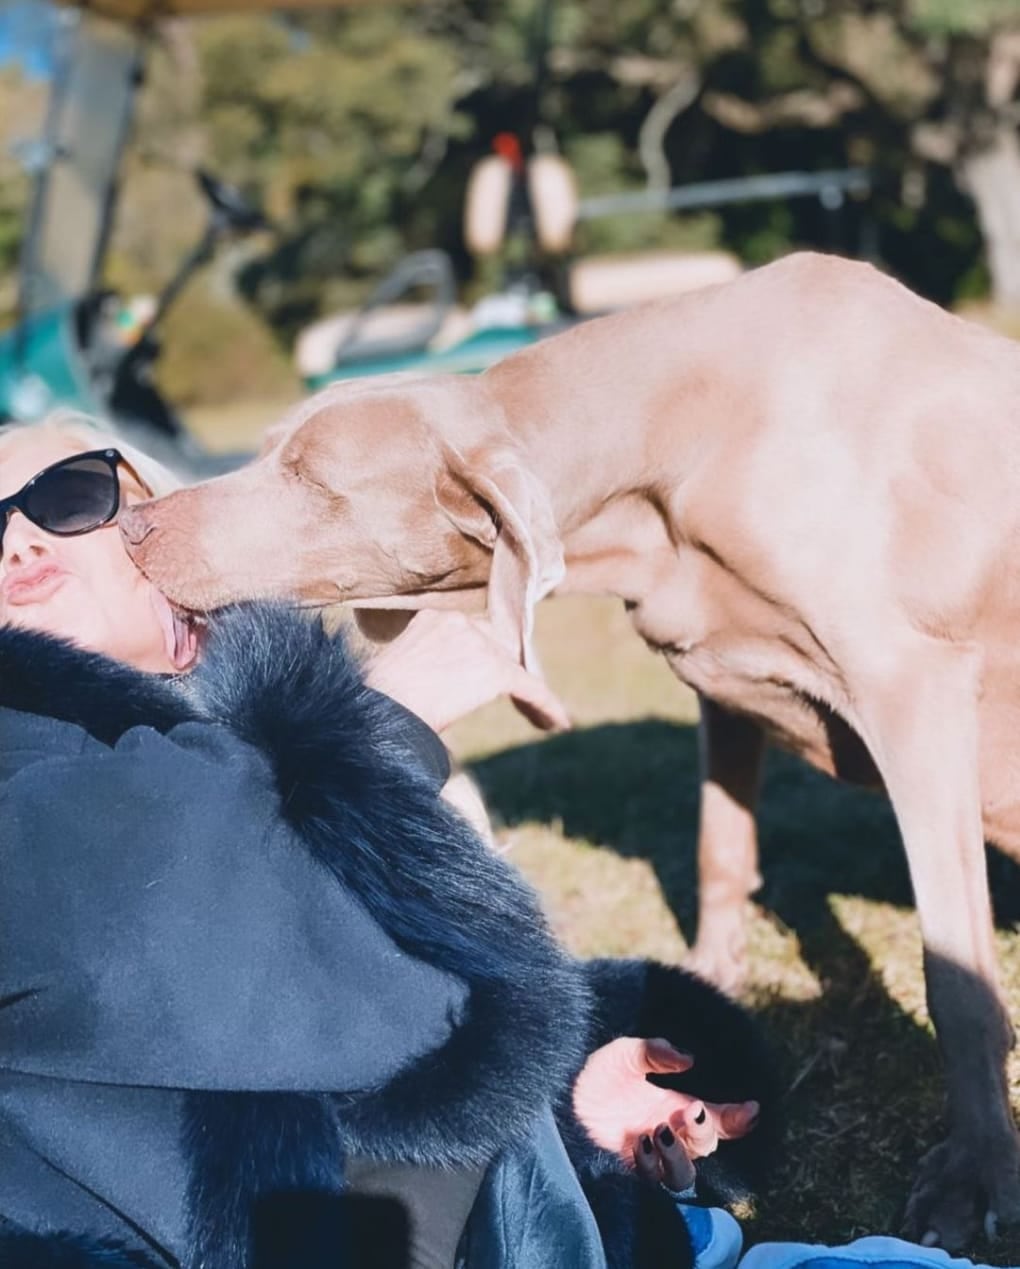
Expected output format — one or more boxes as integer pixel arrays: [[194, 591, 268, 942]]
[[0, 448, 142, 555]]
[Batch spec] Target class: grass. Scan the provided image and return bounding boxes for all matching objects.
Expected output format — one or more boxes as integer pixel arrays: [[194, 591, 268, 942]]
[[188, 403, 1020, 1264]]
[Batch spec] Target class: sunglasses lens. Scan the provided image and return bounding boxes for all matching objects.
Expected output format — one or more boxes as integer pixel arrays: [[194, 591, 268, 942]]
[[23, 457, 119, 536]]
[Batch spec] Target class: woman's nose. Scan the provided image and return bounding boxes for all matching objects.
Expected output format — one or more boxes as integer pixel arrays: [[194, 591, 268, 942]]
[[2, 510, 54, 567]]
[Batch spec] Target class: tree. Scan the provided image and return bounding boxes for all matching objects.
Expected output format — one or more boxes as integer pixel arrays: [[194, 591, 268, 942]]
[[907, 0, 1020, 307], [707, 0, 1020, 306]]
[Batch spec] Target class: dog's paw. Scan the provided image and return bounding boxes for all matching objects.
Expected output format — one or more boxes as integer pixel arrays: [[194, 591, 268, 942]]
[[901, 1131, 1020, 1251]]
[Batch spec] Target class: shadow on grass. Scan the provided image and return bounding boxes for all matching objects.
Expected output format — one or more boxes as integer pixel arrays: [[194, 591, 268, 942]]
[[469, 720, 1020, 1259], [470, 719, 1020, 938]]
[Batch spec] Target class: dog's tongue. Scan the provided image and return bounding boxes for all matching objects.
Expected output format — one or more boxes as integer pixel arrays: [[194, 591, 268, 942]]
[[150, 589, 199, 671]]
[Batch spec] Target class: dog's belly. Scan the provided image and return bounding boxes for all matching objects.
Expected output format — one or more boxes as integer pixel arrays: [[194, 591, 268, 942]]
[[626, 575, 880, 787], [650, 626, 1020, 846], [670, 643, 879, 786], [656, 640, 1020, 858], [628, 596, 1020, 853], [626, 583, 1020, 844]]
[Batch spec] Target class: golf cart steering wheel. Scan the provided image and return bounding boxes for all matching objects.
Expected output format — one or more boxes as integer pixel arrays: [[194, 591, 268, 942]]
[[196, 168, 268, 234]]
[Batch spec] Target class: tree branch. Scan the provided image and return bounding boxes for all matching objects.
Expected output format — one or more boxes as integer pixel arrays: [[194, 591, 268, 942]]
[[638, 67, 701, 193], [701, 82, 864, 134]]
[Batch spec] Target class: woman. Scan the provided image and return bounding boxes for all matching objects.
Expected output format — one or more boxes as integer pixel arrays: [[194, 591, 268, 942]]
[[0, 417, 772, 1269]]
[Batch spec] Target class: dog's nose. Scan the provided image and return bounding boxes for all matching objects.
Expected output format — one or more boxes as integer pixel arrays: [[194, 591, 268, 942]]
[[118, 505, 156, 547]]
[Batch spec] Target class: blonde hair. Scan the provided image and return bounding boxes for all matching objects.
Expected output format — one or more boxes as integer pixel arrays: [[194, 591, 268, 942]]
[[0, 411, 182, 498]]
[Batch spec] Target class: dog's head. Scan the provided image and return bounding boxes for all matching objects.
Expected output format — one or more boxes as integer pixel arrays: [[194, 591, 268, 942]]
[[120, 377, 564, 669]]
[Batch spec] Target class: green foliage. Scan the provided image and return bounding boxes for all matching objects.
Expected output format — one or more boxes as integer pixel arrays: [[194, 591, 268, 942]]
[[912, 0, 1020, 35], [567, 135, 722, 255]]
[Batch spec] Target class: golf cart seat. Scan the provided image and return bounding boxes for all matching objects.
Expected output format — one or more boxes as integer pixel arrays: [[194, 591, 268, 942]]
[[568, 249, 741, 312], [295, 300, 473, 380], [293, 247, 476, 381], [498, 152, 742, 313]]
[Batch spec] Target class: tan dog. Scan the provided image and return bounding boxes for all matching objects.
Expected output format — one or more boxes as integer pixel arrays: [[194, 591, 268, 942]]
[[121, 252, 1020, 1247]]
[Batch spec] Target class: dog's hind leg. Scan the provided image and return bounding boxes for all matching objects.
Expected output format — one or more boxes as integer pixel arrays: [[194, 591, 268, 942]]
[[686, 696, 766, 993], [852, 635, 1020, 1250]]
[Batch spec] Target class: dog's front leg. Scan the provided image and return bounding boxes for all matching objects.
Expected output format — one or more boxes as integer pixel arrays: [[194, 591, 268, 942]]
[[686, 696, 765, 993], [856, 638, 1020, 1249]]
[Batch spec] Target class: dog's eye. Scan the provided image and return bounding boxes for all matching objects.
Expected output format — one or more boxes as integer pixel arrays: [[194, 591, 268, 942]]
[[284, 459, 345, 504]]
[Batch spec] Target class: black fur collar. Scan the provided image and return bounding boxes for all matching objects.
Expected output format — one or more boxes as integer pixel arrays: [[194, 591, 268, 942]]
[[0, 622, 190, 741]]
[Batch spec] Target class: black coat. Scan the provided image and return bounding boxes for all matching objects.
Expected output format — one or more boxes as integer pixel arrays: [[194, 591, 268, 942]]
[[0, 606, 777, 1269]]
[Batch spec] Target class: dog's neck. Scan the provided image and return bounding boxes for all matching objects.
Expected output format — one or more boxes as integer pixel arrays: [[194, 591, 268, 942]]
[[482, 354, 696, 607]]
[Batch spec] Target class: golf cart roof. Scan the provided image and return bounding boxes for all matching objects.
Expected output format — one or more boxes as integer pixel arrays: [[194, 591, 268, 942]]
[[56, 0, 371, 19]]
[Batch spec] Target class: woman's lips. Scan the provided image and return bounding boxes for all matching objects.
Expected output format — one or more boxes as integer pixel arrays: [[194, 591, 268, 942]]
[[2, 563, 68, 605]]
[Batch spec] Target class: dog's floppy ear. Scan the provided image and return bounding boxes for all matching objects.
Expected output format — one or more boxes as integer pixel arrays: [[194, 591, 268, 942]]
[[435, 444, 564, 671]]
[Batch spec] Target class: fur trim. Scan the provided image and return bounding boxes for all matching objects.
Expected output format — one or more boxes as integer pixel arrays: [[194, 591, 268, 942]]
[[183, 1093, 344, 1269], [583, 1173, 694, 1269], [189, 606, 592, 1167], [0, 1224, 163, 1269], [0, 625, 187, 743], [571, 960, 782, 1204]]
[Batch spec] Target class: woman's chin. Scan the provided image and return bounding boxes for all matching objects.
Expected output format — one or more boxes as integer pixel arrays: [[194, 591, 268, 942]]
[[1, 586, 177, 672], [2, 589, 106, 657], [11, 611, 95, 653], [0, 602, 70, 641]]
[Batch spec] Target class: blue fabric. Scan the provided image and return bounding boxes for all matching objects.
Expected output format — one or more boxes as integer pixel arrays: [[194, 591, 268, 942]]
[[681, 1206, 744, 1269], [462, 1107, 608, 1268], [0, 713, 469, 1093], [668, 1211, 1009, 1269], [740, 1235, 1002, 1269]]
